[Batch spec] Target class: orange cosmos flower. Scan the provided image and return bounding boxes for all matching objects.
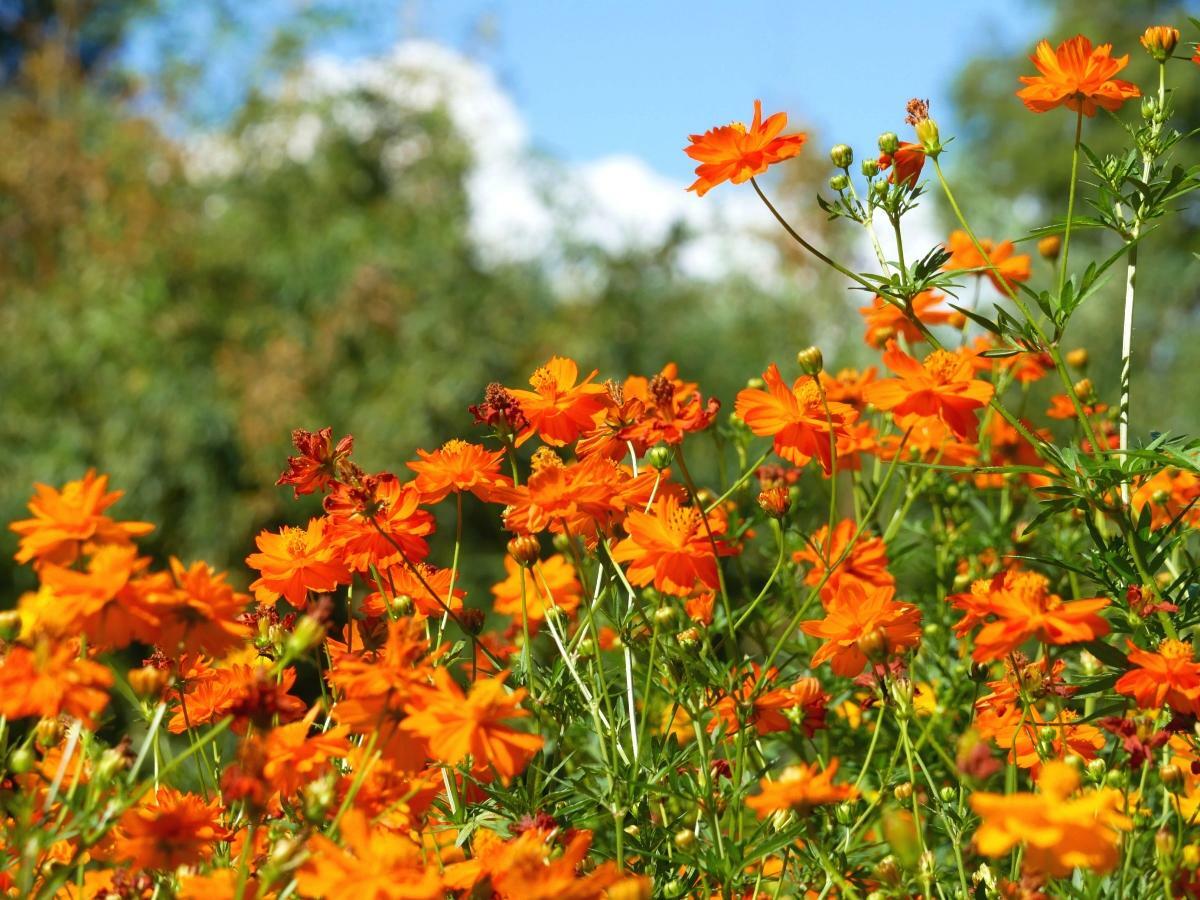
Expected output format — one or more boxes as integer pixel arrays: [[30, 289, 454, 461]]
[[491, 553, 582, 628], [878, 141, 925, 186], [407, 439, 511, 504], [1131, 467, 1200, 529], [971, 761, 1130, 878], [402, 668, 543, 783], [943, 230, 1031, 293], [858, 292, 954, 348], [995, 708, 1105, 771], [1017, 35, 1140, 116], [735, 364, 857, 474], [610, 492, 734, 597], [710, 669, 827, 737], [820, 366, 877, 409], [620, 364, 720, 449], [793, 519, 894, 604], [0, 638, 113, 728], [261, 709, 352, 798], [863, 341, 995, 441], [685, 99, 805, 196], [151, 558, 250, 658], [115, 788, 228, 871], [324, 474, 435, 574], [29, 544, 159, 648], [167, 661, 305, 734], [297, 809, 443, 900], [276, 426, 355, 497], [950, 568, 1109, 663], [328, 618, 433, 734], [10, 469, 153, 567], [1115, 639, 1200, 715], [507, 356, 608, 447], [245, 517, 350, 606], [1046, 393, 1106, 420], [497, 452, 627, 540], [801, 581, 922, 677], [362, 560, 465, 618], [746, 759, 858, 817]]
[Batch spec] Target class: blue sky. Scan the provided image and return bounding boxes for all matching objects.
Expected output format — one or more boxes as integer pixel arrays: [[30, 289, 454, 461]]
[[127, 0, 1048, 182]]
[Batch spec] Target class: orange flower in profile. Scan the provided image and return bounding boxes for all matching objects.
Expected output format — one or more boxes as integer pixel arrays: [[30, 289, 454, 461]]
[[950, 569, 1109, 663], [971, 761, 1130, 877], [878, 141, 925, 186], [1140, 26, 1179, 61], [746, 759, 857, 817], [9, 470, 153, 567], [115, 788, 228, 871], [1115, 639, 1200, 715], [407, 439, 511, 504], [610, 492, 733, 597], [801, 581, 922, 677], [685, 99, 805, 196], [402, 668, 543, 783], [943, 230, 1032, 293], [863, 341, 995, 441], [276, 426, 354, 497], [735, 364, 857, 473], [297, 809, 442, 900], [793, 519, 893, 603], [858, 292, 954, 348], [0, 639, 113, 728], [491, 553, 582, 627], [508, 356, 608, 447], [1017, 35, 1140, 115], [245, 517, 350, 606]]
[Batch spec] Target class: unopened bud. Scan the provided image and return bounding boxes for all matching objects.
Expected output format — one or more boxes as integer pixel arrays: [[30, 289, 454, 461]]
[[1087, 758, 1107, 780], [459, 608, 486, 636], [507, 535, 540, 567], [7, 747, 35, 775], [676, 627, 700, 648], [857, 626, 890, 663], [829, 144, 854, 169], [0, 610, 20, 641], [128, 665, 170, 700], [796, 345, 824, 376], [34, 718, 64, 748], [96, 747, 128, 782], [1037, 235, 1061, 260], [285, 615, 326, 657], [878, 132, 899, 156], [757, 486, 791, 519], [1140, 26, 1179, 63], [829, 173, 850, 192], [1066, 348, 1089, 370], [938, 786, 957, 804], [861, 158, 879, 178], [876, 855, 902, 886], [1073, 378, 1094, 401], [835, 800, 856, 825], [653, 605, 676, 625], [646, 445, 674, 471], [673, 828, 696, 850], [893, 781, 914, 802], [389, 594, 415, 617], [1160, 763, 1184, 791]]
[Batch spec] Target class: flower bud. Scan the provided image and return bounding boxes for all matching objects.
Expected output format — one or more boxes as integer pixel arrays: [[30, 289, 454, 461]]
[[829, 144, 854, 168], [1140, 26, 1179, 63], [938, 786, 956, 804], [1157, 827, 1176, 859], [128, 665, 170, 700], [302, 775, 336, 822], [623, 824, 639, 837], [878, 132, 899, 155], [1106, 768, 1128, 788], [1142, 95, 1158, 121], [757, 486, 791, 519], [459, 608, 486, 636], [870, 179, 889, 199], [745, 377, 764, 391], [653, 605, 676, 625], [861, 158, 880, 178], [676, 627, 700, 648], [893, 781, 914, 802], [673, 828, 696, 850], [857, 626, 890, 663], [0, 610, 20, 642], [389, 593, 415, 617], [1066, 347, 1089, 370], [1161, 763, 1184, 792], [835, 800, 856, 826], [34, 718, 64, 748], [796, 345, 824, 376], [646, 445, 674, 471], [1073, 378, 1094, 401], [1087, 757, 1107, 781], [7, 747, 35, 775], [507, 535, 540, 567], [285, 615, 326, 657], [914, 118, 941, 156], [96, 746, 128, 782], [576, 637, 595, 657], [829, 173, 850, 192]]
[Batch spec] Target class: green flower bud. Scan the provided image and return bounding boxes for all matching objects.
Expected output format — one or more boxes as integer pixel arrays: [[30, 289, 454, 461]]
[[860, 158, 880, 178], [829, 144, 854, 168], [829, 173, 850, 192], [878, 132, 899, 155]]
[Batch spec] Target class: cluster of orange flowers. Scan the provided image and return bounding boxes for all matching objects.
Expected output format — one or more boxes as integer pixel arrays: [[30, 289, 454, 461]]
[[3, 20, 1200, 900]]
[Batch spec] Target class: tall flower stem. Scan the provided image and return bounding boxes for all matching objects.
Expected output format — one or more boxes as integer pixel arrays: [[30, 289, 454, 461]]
[[1119, 62, 1166, 494], [1058, 107, 1085, 300]]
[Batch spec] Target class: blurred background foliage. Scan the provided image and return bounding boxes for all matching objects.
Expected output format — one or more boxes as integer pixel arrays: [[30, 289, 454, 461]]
[[1, 0, 1197, 594]]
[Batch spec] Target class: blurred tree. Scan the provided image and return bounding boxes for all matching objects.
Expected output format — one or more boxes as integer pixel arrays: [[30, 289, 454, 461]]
[[950, 0, 1200, 437], [0, 0, 150, 83]]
